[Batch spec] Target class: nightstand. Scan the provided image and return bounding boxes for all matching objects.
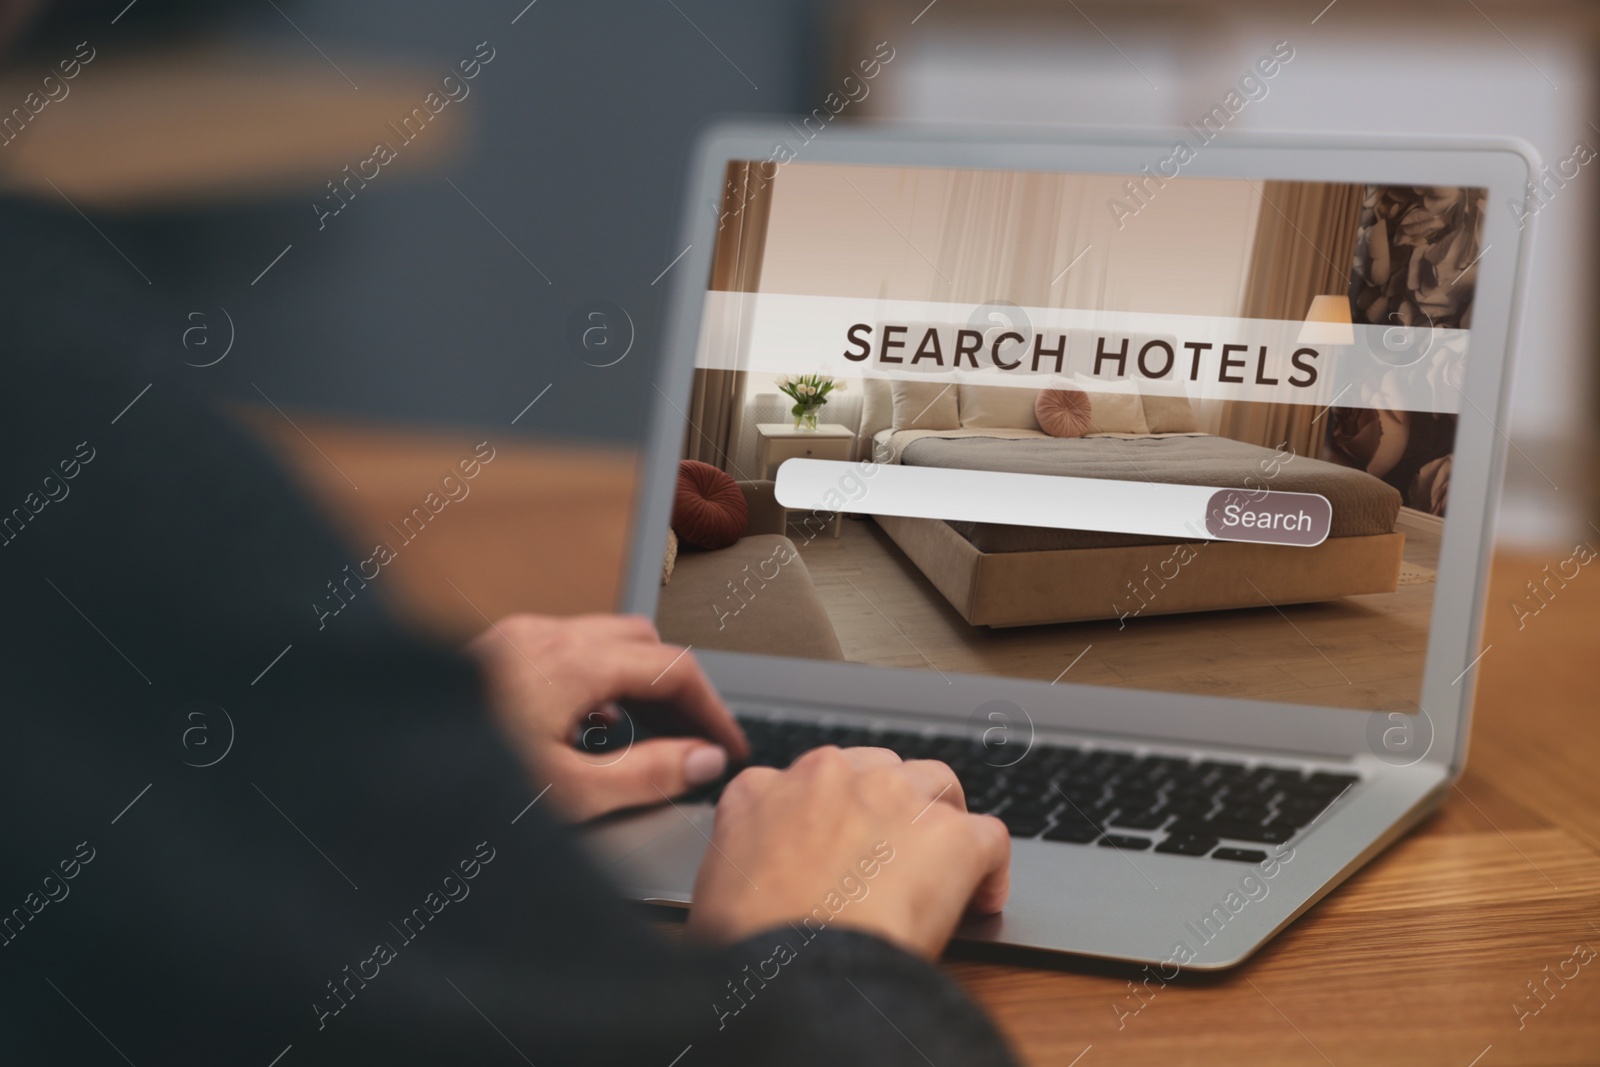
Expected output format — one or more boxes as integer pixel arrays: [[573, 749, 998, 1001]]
[[754, 422, 856, 538]]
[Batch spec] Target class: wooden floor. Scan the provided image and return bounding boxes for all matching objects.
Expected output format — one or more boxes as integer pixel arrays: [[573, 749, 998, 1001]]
[[252, 414, 1600, 1067], [796, 511, 1441, 713]]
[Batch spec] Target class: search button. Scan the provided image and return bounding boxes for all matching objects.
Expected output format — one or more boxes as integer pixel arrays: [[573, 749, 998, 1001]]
[[1204, 489, 1331, 547]]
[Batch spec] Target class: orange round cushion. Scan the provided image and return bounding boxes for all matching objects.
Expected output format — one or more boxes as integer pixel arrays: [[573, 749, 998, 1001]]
[[672, 460, 748, 550], [1035, 389, 1094, 438]]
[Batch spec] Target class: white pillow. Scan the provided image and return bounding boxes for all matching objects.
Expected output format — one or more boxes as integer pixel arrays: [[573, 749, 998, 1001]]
[[890, 380, 960, 431], [858, 379, 893, 455], [958, 384, 1041, 430], [1071, 375, 1149, 434]]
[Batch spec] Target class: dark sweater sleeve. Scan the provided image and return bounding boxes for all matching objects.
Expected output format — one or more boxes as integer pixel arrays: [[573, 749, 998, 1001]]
[[0, 199, 1020, 1067], [704, 928, 1019, 1065]]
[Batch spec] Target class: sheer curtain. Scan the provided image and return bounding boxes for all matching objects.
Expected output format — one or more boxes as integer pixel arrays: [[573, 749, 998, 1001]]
[[930, 170, 1110, 311]]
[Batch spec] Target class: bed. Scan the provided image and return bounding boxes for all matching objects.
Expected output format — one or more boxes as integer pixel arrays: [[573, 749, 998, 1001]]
[[869, 424, 1405, 628]]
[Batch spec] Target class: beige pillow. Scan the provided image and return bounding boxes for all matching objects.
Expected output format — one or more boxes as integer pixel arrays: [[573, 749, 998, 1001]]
[[1142, 393, 1200, 433], [1071, 376, 1149, 434], [890, 380, 959, 431], [858, 379, 893, 457], [958, 384, 1041, 430], [662, 527, 678, 585]]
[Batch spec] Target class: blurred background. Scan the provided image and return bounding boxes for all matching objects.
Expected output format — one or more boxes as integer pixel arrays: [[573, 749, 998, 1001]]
[[1, 0, 1593, 582]]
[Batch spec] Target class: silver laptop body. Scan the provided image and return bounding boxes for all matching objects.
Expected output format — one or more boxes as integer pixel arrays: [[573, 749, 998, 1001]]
[[587, 122, 1536, 969]]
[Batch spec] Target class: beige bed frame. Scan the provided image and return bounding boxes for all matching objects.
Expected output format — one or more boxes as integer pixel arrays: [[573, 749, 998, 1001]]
[[873, 514, 1406, 629]]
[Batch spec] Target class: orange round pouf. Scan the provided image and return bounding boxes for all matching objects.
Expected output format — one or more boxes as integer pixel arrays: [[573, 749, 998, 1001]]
[[1035, 388, 1094, 438], [672, 460, 748, 550]]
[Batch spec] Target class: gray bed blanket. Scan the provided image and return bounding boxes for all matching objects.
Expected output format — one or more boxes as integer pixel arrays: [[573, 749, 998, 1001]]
[[897, 434, 1401, 552]]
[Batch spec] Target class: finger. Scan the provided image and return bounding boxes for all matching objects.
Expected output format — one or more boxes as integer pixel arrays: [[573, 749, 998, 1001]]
[[963, 813, 1012, 915], [715, 764, 781, 818], [588, 643, 748, 759], [786, 744, 898, 773], [721, 764, 781, 802], [471, 614, 658, 662], [570, 737, 730, 817], [834, 746, 903, 770], [568, 613, 661, 643], [898, 759, 965, 811]]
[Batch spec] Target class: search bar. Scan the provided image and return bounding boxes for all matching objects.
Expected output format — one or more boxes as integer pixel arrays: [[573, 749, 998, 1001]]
[[773, 459, 1330, 547]]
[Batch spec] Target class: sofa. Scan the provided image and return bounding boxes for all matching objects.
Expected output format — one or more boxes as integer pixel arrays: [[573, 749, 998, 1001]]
[[656, 480, 844, 660]]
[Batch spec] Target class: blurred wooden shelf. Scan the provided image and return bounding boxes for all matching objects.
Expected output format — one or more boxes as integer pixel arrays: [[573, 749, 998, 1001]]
[[0, 46, 465, 210], [256, 412, 1600, 1066]]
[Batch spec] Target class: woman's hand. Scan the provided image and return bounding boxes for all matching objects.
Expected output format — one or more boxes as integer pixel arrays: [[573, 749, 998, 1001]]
[[688, 746, 1011, 961], [467, 613, 747, 822]]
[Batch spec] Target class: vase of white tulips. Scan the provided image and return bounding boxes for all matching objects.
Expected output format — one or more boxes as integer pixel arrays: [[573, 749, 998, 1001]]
[[777, 374, 840, 432]]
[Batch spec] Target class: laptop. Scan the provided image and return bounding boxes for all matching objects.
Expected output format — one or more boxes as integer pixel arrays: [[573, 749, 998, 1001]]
[[585, 121, 1536, 969]]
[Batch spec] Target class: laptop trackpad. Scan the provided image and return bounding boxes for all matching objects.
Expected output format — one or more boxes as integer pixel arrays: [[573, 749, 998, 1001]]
[[581, 802, 712, 905]]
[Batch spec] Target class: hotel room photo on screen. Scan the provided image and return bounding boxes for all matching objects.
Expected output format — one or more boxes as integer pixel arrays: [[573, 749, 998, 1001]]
[[655, 161, 1485, 716]]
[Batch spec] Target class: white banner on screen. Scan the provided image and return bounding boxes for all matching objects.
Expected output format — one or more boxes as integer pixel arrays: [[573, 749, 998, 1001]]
[[694, 292, 1470, 415]]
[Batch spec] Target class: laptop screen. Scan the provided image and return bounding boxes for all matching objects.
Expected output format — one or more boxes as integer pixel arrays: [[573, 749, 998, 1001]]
[[655, 159, 1487, 717]]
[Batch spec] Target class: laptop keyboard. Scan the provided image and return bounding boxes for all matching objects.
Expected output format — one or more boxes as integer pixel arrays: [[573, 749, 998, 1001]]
[[706, 716, 1359, 863]]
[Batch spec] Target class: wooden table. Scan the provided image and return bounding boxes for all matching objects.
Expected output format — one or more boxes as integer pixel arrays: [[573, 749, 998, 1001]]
[[253, 414, 1600, 1067]]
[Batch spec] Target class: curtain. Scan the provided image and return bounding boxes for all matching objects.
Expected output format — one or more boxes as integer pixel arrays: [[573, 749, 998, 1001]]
[[685, 161, 777, 471], [932, 170, 1070, 307], [1218, 180, 1364, 457]]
